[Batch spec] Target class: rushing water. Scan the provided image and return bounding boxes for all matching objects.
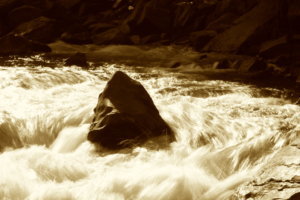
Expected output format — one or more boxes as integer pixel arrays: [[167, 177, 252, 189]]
[[0, 54, 299, 200]]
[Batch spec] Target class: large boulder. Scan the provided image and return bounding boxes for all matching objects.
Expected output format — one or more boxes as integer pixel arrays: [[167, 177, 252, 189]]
[[88, 71, 174, 149], [127, 0, 172, 35], [0, 35, 51, 55], [259, 35, 300, 68], [11, 16, 59, 43], [60, 23, 92, 44], [203, 0, 281, 53], [92, 24, 130, 45], [8, 5, 42, 27], [189, 30, 217, 50], [205, 12, 239, 33]]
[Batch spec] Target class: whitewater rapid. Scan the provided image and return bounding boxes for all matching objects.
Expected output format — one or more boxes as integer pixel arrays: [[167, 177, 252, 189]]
[[0, 59, 299, 200]]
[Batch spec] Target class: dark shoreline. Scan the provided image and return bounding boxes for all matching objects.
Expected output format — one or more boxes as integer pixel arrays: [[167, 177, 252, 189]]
[[0, 0, 299, 85]]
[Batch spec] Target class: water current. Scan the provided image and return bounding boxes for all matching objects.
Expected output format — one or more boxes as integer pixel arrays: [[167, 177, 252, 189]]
[[0, 51, 299, 200]]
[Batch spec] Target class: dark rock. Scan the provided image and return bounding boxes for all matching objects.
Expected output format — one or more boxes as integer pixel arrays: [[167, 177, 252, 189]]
[[212, 0, 258, 16], [189, 30, 217, 50], [88, 71, 174, 149], [288, 192, 300, 200], [61, 23, 91, 40], [92, 24, 130, 45], [0, 35, 51, 55], [0, 20, 9, 37], [288, 0, 300, 34], [88, 22, 115, 34], [212, 59, 231, 69], [291, 66, 300, 84], [128, 0, 172, 35], [129, 34, 164, 45], [21, 0, 54, 10], [129, 35, 141, 45], [76, 0, 113, 16], [203, 0, 281, 53], [11, 16, 59, 43], [61, 31, 91, 45], [56, 0, 81, 9], [0, 0, 19, 14], [65, 52, 88, 67], [259, 35, 300, 68], [8, 5, 42, 27], [171, 1, 216, 34], [43, 2, 70, 21], [238, 57, 267, 72], [259, 36, 289, 58], [205, 13, 239, 33], [169, 61, 181, 69], [199, 54, 208, 59], [140, 34, 163, 44]]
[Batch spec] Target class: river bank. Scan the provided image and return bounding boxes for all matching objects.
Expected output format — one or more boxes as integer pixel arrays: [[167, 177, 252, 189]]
[[0, 0, 299, 84]]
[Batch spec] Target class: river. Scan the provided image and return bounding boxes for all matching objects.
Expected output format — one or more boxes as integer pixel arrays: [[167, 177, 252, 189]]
[[0, 49, 299, 200]]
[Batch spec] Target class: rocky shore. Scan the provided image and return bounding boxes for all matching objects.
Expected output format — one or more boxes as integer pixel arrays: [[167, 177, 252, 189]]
[[0, 0, 299, 84]]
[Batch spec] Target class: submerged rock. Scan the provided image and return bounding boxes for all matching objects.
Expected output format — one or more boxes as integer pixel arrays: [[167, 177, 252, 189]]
[[65, 52, 88, 67], [88, 71, 174, 149]]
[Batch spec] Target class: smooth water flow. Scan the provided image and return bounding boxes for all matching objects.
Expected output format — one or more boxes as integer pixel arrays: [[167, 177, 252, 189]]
[[0, 61, 299, 200]]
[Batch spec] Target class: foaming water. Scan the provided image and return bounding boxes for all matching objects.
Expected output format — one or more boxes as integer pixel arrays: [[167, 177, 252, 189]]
[[0, 62, 299, 200]]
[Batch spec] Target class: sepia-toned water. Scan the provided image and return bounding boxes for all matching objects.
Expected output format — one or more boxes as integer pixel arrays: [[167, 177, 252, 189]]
[[0, 56, 299, 200]]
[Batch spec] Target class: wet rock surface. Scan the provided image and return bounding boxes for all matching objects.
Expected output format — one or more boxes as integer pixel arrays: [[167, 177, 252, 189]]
[[88, 71, 174, 149], [232, 143, 300, 199]]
